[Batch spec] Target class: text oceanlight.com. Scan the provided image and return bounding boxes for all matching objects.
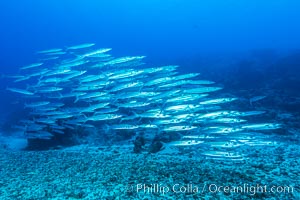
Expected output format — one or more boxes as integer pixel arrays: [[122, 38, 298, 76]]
[[127, 183, 294, 195]]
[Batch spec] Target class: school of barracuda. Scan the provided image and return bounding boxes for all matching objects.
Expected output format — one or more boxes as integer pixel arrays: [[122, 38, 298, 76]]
[[6, 43, 282, 160]]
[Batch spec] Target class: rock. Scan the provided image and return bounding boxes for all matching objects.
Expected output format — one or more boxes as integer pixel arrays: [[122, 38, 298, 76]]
[[148, 141, 163, 153]]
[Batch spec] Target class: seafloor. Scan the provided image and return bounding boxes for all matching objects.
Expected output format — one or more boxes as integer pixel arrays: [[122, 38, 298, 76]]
[[0, 142, 299, 200]]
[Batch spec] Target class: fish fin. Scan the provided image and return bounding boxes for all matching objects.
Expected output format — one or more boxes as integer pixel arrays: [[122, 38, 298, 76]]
[[103, 124, 110, 134], [138, 85, 144, 93], [81, 114, 88, 120], [74, 95, 79, 103], [159, 105, 165, 114], [25, 84, 32, 91], [56, 92, 63, 99], [249, 99, 253, 106], [103, 73, 109, 79], [132, 111, 141, 122]]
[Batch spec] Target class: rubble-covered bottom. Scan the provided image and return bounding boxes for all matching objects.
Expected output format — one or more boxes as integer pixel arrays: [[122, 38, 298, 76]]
[[0, 143, 299, 200]]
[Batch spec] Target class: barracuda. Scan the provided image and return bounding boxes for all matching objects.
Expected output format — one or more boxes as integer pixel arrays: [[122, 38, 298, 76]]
[[79, 74, 107, 83], [59, 60, 88, 69], [66, 43, 95, 50], [203, 127, 244, 134], [45, 51, 66, 56], [162, 125, 198, 132], [39, 77, 63, 84], [104, 56, 146, 66], [82, 80, 114, 87], [144, 77, 173, 87], [25, 101, 50, 108], [138, 113, 170, 119], [44, 69, 72, 77], [107, 69, 144, 80], [6, 87, 35, 95], [241, 123, 281, 130], [208, 118, 247, 124], [81, 48, 112, 58], [168, 140, 204, 146], [149, 65, 179, 73], [196, 111, 241, 119], [5, 43, 280, 157], [199, 98, 238, 105], [87, 114, 122, 121], [37, 48, 63, 54], [14, 76, 31, 83], [110, 81, 143, 92], [207, 141, 243, 148], [153, 118, 187, 125], [110, 124, 139, 130], [61, 70, 87, 81], [20, 63, 43, 70], [79, 103, 109, 113], [165, 104, 201, 112], [35, 87, 63, 93], [118, 101, 151, 108]]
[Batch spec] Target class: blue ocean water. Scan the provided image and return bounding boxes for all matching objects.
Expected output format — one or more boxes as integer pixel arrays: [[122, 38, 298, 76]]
[[0, 0, 300, 112], [0, 0, 299, 199]]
